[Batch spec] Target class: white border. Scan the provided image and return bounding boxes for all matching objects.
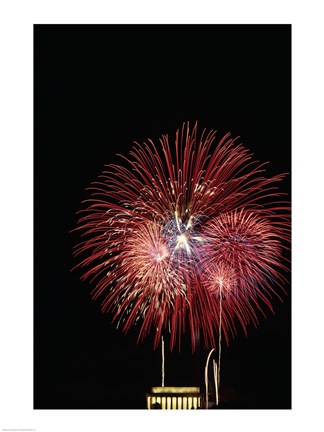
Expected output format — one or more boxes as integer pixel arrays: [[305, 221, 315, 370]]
[[1, 1, 323, 431]]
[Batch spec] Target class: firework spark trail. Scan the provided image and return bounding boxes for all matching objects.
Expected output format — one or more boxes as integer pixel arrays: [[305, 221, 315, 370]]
[[73, 122, 290, 351], [162, 335, 165, 387], [218, 280, 223, 394], [213, 359, 218, 406]]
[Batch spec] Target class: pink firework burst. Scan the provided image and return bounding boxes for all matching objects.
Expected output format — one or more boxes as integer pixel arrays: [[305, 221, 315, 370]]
[[200, 209, 290, 345], [73, 122, 290, 351]]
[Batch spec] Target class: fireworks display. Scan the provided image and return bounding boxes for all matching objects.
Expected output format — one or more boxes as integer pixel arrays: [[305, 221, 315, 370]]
[[73, 123, 290, 351]]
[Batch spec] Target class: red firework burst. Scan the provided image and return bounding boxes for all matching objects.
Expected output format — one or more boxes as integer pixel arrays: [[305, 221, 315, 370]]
[[73, 122, 290, 351]]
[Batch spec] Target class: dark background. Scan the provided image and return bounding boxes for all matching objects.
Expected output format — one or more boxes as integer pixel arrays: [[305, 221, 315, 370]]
[[34, 24, 291, 409]]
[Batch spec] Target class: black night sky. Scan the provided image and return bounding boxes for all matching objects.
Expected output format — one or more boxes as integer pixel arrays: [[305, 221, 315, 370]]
[[34, 24, 291, 409]]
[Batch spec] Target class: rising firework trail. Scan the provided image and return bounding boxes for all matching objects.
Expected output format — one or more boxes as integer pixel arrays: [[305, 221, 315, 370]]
[[72, 122, 290, 352]]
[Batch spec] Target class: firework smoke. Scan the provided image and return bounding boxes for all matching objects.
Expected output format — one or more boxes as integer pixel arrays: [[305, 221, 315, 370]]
[[73, 122, 290, 351]]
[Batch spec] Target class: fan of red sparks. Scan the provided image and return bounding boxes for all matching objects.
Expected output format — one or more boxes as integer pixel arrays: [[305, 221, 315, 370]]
[[73, 123, 290, 351]]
